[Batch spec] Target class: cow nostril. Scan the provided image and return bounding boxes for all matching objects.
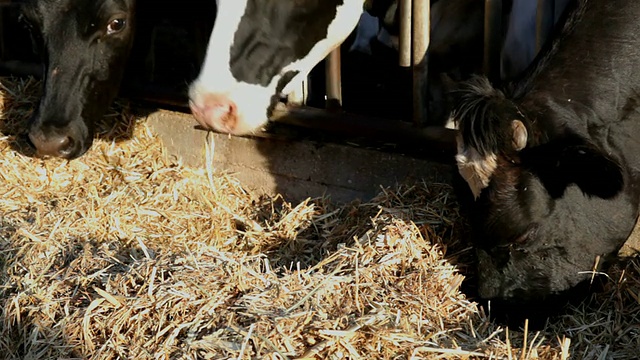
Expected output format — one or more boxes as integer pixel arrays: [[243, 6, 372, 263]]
[[227, 101, 237, 116], [206, 101, 234, 120], [190, 95, 238, 132], [56, 136, 75, 157], [28, 132, 76, 158]]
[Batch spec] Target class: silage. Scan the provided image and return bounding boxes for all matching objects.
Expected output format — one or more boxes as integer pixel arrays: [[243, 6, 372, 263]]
[[0, 76, 637, 359]]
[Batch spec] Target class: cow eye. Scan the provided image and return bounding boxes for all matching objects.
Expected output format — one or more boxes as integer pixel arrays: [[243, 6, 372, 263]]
[[106, 18, 127, 35]]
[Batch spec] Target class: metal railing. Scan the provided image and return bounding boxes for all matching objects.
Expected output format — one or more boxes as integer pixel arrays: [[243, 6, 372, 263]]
[[313, 0, 556, 128]]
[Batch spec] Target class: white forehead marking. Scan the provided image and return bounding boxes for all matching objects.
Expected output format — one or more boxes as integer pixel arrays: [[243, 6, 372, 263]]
[[444, 115, 458, 130], [198, 0, 250, 90], [455, 133, 498, 200]]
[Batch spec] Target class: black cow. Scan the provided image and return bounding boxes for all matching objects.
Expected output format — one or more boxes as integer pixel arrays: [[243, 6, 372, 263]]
[[20, 0, 136, 159], [18, 0, 215, 159], [449, 0, 640, 315]]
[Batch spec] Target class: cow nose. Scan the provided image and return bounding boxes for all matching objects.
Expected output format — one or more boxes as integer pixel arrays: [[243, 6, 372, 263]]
[[28, 132, 76, 158], [189, 94, 238, 133]]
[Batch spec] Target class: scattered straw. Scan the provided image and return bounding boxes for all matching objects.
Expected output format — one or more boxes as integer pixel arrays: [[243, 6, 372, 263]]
[[0, 76, 638, 359]]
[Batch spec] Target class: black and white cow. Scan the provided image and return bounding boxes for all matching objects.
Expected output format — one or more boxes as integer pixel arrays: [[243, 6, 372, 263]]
[[449, 0, 640, 310], [188, 0, 365, 135]]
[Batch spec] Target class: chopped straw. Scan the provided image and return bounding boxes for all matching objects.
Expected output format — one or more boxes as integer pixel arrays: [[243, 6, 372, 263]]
[[0, 76, 638, 359]]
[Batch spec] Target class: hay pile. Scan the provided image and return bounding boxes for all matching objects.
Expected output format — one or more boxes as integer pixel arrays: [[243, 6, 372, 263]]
[[0, 76, 638, 359]]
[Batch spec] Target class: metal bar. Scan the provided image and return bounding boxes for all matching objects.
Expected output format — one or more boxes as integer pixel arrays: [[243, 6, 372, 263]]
[[399, 0, 412, 67], [325, 48, 342, 110], [412, 0, 429, 127], [483, 0, 503, 83], [126, 90, 457, 161], [270, 105, 457, 160]]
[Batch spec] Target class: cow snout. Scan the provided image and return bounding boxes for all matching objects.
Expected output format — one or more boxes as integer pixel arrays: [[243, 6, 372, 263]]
[[28, 131, 80, 159], [189, 94, 238, 133]]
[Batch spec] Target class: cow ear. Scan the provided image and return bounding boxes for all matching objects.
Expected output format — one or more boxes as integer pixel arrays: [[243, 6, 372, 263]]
[[511, 119, 527, 151], [521, 135, 624, 199]]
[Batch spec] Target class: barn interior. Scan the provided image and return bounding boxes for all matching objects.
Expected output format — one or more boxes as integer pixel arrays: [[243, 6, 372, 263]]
[[0, 1, 639, 359]]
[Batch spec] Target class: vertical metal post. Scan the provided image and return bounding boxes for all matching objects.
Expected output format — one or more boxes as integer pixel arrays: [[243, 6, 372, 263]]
[[483, 0, 502, 83], [325, 48, 342, 110], [399, 0, 412, 68], [412, 0, 429, 127]]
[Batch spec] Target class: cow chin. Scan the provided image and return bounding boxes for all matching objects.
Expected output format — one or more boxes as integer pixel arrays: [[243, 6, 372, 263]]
[[476, 249, 552, 301]]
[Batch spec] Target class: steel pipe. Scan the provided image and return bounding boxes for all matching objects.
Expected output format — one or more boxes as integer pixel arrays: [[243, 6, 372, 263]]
[[412, 0, 429, 127], [325, 48, 342, 110], [399, 0, 412, 68]]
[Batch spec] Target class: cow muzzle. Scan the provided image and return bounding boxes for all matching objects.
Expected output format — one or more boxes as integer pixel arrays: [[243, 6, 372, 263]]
[[189, 94, 239, 134], [27, 122, 90, 160]]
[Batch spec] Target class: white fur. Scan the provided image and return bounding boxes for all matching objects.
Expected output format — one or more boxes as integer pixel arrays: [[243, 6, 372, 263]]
[[455, 133, 498, 200], [444, 115, 458, 130]]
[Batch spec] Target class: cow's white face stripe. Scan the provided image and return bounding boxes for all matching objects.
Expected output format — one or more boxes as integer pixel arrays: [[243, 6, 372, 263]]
[[454, 130, 499, 200], [196, 0, 250, 92]]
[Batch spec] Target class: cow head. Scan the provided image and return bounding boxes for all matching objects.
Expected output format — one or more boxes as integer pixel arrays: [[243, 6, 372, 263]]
[[448, 76, 628, 304], [20, 0, 136, 159], [188, 0, 364, 135], [449, 75, 624, 201]]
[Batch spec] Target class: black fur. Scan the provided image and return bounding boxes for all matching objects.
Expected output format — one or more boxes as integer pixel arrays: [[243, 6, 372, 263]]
[[451, 0, 640, 320], [450, 76, 524, 157], [229, 0, 343, 87], [451, 75, 625, 200], [520, 133, 624, 199]]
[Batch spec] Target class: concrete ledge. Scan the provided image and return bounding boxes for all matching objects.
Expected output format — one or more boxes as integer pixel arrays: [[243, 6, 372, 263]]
[[144, 109, 640, 257], [145, 109, 454, 204]]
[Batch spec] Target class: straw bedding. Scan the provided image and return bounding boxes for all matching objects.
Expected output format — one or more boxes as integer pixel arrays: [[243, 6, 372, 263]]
[[0, 76, 638, 359]]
